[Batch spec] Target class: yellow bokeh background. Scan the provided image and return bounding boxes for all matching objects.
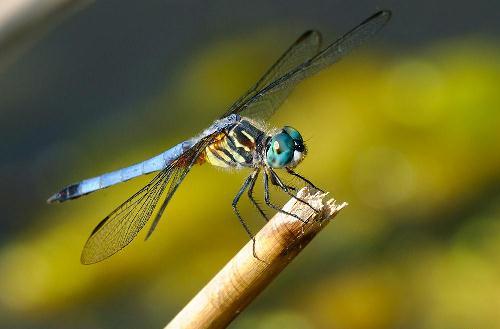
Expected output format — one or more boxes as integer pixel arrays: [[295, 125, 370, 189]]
[[1, 9, 500, 329]]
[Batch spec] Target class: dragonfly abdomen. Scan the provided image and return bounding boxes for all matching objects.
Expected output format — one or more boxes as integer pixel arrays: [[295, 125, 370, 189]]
[[47, 140, 194, 203], [203, 119, 264, 168]]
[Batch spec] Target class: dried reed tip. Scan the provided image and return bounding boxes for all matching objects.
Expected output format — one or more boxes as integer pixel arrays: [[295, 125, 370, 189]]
[[291, 186, 347, 222]]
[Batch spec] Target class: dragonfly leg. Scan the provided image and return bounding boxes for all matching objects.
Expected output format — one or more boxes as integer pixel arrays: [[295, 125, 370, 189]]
[[247, 169, 269, 222], [232, 171, 260, 259], [263, 170, 306, 223], [286, 168, 324, 192], [269, 168, 319, 214], [268, 169, 297, 192]]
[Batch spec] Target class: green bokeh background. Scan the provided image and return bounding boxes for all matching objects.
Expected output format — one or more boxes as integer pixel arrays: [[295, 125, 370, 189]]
[[0, 1, 499, 328]]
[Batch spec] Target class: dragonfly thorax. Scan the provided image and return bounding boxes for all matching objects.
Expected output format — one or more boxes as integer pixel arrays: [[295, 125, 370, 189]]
[[202, 118, 266, 169], [265, 126, 306, 169]]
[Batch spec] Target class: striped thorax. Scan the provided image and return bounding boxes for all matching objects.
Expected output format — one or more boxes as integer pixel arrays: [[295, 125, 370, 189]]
[[202, 118, 266, 168]]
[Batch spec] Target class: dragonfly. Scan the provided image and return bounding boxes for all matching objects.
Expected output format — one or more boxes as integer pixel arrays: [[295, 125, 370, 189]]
[[48, 10, 391, 264]]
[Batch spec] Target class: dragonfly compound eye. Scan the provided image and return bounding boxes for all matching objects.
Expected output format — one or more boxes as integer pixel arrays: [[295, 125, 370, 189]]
[[283, 126, 303, 143], [283, 126, 305, 152], [266, 133, 294, 168], [280, 126, 307, 168]]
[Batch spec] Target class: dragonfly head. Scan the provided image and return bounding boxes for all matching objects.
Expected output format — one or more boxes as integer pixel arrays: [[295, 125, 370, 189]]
[[266, 126, 306, 169]]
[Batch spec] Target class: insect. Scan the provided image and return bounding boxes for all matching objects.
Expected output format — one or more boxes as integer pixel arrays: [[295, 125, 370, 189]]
[[48, 10, 391, 264]]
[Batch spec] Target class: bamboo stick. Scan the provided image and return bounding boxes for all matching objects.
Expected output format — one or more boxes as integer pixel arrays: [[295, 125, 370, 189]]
[[165, 187, 347, 329]]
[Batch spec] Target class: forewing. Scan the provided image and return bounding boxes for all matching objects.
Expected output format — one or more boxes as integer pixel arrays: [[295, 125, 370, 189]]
[[223, 30, 322, 120], [144, 153, 196, 239], [80, 138, 210, 265], [230, 10, 391, 120]]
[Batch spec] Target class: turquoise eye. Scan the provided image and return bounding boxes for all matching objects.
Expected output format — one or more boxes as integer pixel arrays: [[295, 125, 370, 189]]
[[266, 133, 294, 168], [283, 126, 303, 143]]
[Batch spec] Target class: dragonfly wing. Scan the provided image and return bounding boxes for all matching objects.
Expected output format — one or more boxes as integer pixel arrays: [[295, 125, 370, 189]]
[[144, 155, 196, 240], [223, 29, 322, 120], [230, 10, 391, 120], [80, 137, 211, 264]]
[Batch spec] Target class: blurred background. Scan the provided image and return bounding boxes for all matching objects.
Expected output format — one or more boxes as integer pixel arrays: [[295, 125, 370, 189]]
[[1, 0, 499, 328]]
